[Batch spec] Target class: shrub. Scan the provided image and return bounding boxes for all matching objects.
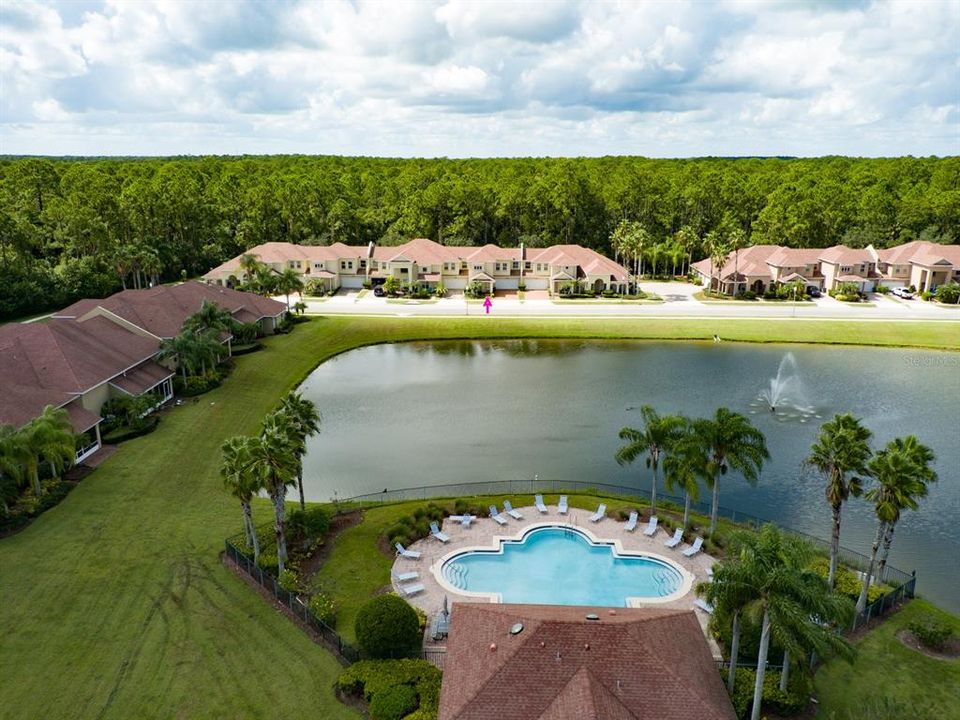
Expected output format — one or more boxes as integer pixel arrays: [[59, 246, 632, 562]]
[[920, 290, 934, 301], [287, 506, 331, 541], [935, 282, 960, 303], [809, 558, 885, 604], [362, 280, 373, 290], [278, 569, 300, 594], [729, 667, 756, 719], [336, 659, 442, 704], [724, 666, 810, 720], [369, 685, 418, 720], [517, 282, 526, 291], [909, 616, 953, 650], [875, 284, 891, 294], [355, 595, 421, 659], [309, 592, 336, 626]]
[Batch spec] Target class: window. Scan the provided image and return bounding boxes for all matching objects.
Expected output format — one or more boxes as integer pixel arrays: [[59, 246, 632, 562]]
[[473, 264, 483, 271], [512, 261, 519, 269], [525, 261, 531, 270]]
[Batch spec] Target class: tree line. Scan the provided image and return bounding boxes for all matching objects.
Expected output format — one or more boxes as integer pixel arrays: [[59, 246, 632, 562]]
[[2, 154, 958, 319]]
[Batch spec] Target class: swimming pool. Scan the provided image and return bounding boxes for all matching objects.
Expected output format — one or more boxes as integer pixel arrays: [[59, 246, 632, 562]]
[[437, 525, 689, 606]]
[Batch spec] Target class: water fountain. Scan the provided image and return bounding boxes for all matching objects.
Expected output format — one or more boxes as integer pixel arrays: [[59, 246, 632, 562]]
[[750, 353, 819, 422]]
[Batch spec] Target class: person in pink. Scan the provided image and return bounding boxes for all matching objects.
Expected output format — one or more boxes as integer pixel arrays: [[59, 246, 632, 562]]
[[483, 295, 492, 314]]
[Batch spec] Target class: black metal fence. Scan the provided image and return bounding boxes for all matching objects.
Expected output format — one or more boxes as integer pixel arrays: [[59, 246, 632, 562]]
[[224, 537, 361, 664], [341, 478, 915, 586], [851, 571, 917, 631], [422, 647, 447, 669]]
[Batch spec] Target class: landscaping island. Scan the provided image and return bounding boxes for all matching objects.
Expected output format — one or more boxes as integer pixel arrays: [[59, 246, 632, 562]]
[[1, 316, 958, 719]]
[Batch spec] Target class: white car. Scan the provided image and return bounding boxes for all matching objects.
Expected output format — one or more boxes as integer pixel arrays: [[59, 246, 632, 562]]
[[892, 287, 914, 299]]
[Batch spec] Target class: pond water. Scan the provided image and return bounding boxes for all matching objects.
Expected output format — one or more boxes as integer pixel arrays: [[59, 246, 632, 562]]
[[298, 340, 960, 613]]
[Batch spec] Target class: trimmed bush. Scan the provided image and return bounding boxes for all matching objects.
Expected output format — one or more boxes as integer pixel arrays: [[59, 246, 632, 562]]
[[278, 568, 299, 593], [909, 616, 953, 650], [336, 659, 442, 713], [369, 685, 417, 720], [725, 666, 809, 720], [810, 558, 885, 604], [287, 506, 331, 540], [355, 595, 421, 659], [309, 592, 336, 626]]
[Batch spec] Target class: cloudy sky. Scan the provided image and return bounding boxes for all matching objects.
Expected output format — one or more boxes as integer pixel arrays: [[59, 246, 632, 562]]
[[1, 0, 958, 157]]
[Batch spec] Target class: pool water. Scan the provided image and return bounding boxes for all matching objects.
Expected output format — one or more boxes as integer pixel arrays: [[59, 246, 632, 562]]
[[440, 526, 683, 606]]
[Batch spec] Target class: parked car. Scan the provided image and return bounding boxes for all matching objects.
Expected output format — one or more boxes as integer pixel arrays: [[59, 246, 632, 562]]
[[892, 286, 914, 299], [806, 287, 822, 298], [373, 286, 385, 297]]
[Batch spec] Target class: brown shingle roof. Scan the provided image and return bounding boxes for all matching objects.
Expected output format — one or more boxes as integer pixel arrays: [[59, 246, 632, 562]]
[[438, 604, 735, 720]]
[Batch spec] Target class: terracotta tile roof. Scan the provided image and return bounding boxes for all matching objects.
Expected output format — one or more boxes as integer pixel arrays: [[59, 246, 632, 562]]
[[877, 240, 960, 267], [385, 238, 465, 265], [56, 282, 285, 339], [691, 245, 782, 281], [765, 247, 823, 267], [438, 604, 735, 720], [203, 241, 368, 277], [818, 245, 874, 265]]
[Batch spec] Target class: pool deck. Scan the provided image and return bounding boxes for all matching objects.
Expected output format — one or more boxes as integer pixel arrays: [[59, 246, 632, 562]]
[[392, 504, 723, 658]]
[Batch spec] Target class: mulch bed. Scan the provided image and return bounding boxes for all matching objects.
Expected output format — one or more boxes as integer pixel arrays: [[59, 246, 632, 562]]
[[297, 509, 363, 578], [896, 629, 960, 660]]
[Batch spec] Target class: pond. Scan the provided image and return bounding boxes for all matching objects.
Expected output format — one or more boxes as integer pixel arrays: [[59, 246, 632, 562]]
[[298, 340, 960, 613]]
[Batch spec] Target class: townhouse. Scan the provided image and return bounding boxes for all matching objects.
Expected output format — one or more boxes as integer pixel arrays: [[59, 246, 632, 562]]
[[1, 282, 285, 463], [870, 240, 960, 291], [203, 238, 631, 295]]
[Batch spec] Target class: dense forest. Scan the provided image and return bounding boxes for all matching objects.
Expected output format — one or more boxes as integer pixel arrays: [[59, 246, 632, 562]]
[[1, 155, 958, 319]]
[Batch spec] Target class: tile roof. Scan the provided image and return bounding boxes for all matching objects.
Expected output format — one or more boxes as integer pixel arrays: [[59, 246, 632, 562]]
[[765, 247, 824, 267], [56, 282, 285, 339], [877, 240, 960, 267], [818, 245, 875, 265], [438, 604, 735, 720], [691, 245, 783, 281]]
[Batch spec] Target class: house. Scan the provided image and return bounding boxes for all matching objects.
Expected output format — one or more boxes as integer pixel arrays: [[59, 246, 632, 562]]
[[438, 603, 736, 720], [203, 239, 631, 295], [690, 245, 783, 295], [817, 246, 879, 293], [764, 247, 825, 291], [870, 240, 960, 291], [1, 283, 285, 463]]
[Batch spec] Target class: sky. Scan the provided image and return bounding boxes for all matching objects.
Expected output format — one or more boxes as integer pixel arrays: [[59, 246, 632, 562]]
[[1, 0, 958, 158]]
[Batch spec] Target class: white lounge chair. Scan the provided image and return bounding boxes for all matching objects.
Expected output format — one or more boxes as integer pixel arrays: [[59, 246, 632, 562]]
[[682, 536, 704, 557], [395, 543, 421, 559], [534, 494, 548, 513], [589, 503, 606, 522], [430, 521, 450, 543], [624, 511, 638, 532], [643, 516, 658, 536], [664, 528, 683, 548], [694, 598, 714, 614], [400, 582, 425, 596], [489, 505, 508, 525], [503, 500, 523, 520], [450, 514, 475, 528], [558, 496, 568, 514], [394, 571, 419, 582]]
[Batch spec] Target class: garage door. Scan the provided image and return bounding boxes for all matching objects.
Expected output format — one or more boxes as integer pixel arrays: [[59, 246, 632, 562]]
[[340, 275, 364, 288], [496, 278, 519, 290]]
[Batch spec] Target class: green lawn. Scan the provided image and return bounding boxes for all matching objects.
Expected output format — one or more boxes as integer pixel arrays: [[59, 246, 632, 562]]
[[1, 315, 958, 719], [815, 599, 960, 720]]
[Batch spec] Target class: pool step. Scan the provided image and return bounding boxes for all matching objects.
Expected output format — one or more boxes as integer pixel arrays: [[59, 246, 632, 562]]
[[443, 563, 468, 590]]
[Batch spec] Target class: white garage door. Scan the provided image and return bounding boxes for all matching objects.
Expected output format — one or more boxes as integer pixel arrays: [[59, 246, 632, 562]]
[[445, 278, 467, 290], [496, 278, 519, 290], [340, 275, 364, 288], [524, 278, 548, 290]]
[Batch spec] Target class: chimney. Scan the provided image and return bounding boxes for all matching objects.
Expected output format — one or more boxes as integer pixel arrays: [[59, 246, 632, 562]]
[[367, 241, 375, 259]]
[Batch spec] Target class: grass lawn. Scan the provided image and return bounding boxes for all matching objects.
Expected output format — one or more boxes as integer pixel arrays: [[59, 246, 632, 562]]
[[1, 315, 957, 719], [814, 599, 960, 719]]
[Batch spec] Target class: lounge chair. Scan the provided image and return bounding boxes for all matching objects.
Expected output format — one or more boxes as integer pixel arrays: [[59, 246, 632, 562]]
[[624, 511, 638, 532], [430, 521, 450, 543], [558, 496, 568, 514], [450, 514, 475, 528], [489, 505, 508, 525], [395, 543, 421, 559], [643, 516, 658, 536], [589, 503, 606, 522], [534, 494, 548, 513], [400, 582, 425, 597], [503, 500, 524, 520], [694, 598, 714, 614], [664, 528, 683, 548], [394, 571, 419, 582], [682, 536, 704, 557]]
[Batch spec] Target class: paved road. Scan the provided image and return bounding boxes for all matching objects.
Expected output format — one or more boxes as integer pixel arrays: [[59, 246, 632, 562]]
[[295, 282, 960, 322]]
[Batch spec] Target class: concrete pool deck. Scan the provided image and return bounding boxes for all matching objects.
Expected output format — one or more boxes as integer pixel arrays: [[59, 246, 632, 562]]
[[391, 503, 722, 657]]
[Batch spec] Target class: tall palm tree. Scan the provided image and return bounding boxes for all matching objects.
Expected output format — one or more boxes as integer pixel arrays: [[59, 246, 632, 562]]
[[727, 227, 747, 296], [616, 407, 684, 515], [703, 230, 726, 293], [220, 436, 263, 563], [184, 300, 234, 336], [662, 419, 705, 530], [675, 225, 698, 277], [856, 438, 937, 612], [277, 392, 321, 512], [158, 333, 197, 379], [253, 412, 299, 573], [732, 525, 855, 720], [19, 406, 76, 497], [806, 414, 872, 588], [874, 436, 936, 582], [275, 267, 304, 312], [691, 408, 769, 536], [239, 253, 268, 291]]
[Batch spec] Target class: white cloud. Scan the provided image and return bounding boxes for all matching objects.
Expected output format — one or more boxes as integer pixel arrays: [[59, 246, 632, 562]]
[[0, 0, 957, 157]]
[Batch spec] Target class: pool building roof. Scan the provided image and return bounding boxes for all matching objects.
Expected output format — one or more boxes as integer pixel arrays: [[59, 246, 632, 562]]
[[438, 603, 736, 720]]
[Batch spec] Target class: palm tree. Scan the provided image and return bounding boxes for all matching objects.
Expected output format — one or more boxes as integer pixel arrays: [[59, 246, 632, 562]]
[[806, 414, 872, 588], [239, 253, 268, 291], [675, 225, 698, 277], [691, 408, 769, 536], [662, 419, 705, 530], [184, 300, 234, 336], [698, 557, 756, 694], [874, 436, 936, 582], [277, 392, 321, 512], [19, 406, 76, 497], [727, 227, 747, 296], [856, 437, 937, 612], [731, 525, 855, 720], [220, 436, 263, 563], [158, 333, 197, 379], [0, 424, 25, 515], [253, 412, 299, 573], [293, 300, 307, 316], [275, 267, 304, 312], [616, 407, 684, 515]]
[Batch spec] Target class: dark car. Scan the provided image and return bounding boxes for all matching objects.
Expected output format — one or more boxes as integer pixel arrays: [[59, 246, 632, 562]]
[[806, 287, 821, 298], [373, 286, 385, 297]]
